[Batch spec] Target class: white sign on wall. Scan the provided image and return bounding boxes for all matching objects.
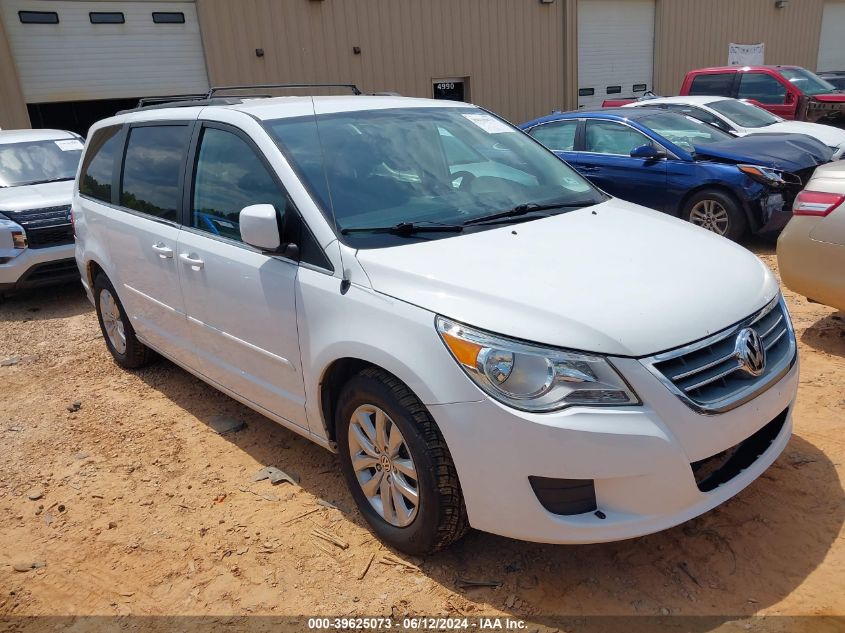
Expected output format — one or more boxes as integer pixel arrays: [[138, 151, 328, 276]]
[[728, 43, 765, 66]]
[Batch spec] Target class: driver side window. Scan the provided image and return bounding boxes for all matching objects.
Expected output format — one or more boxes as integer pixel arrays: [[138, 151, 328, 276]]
[[192, 127, 286, 242], [584, 120, 651, 155]]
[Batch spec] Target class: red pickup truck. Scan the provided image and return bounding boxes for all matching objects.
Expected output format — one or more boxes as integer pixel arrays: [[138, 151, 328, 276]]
[[604, 65, 845, 123]]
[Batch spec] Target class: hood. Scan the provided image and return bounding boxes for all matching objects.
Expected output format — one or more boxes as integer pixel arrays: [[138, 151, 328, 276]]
[[766, 121, 845, 148], [811, 93, 845, 104], [693, 133, 832, 172], [0, 180, 74, 213], [354, 200, 778, 357]]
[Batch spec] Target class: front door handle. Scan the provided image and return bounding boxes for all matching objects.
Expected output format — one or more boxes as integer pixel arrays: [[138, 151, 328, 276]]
[[179, 252, 205, 270], [151, 242, 174, 258]]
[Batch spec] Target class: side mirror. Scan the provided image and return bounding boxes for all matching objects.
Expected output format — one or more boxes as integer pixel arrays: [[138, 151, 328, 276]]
[[239, 204, 281, 252], [630, 144, 664, 160]]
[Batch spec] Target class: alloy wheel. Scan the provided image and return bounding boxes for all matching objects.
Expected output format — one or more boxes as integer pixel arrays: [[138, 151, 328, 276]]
[[347, 404, 420, 527], [99, 288, 127, 354], [688, 199, 730, 235]]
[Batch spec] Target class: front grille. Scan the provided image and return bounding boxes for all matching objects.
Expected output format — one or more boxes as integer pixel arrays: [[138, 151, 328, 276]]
[[691, 407, 788, 492], [642, 297, 796, 414], [1, 206, 73, 248]]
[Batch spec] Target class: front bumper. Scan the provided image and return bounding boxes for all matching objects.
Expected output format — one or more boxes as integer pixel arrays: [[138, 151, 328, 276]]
[[429, 356, 798, 544], [0, 243, 79, 292]]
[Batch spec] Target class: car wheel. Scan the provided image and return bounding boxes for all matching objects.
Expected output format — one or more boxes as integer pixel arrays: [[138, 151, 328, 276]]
[[682, 189, 747, 241], [336, 367, 469, 555], [93, 274, 153, 369]]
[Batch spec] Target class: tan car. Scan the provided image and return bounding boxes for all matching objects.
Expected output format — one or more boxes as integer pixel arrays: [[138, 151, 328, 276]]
[[777, 161, 845, 312]]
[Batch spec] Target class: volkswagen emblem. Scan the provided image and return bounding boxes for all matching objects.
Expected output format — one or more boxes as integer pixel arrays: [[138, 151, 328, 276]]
[[735, 328, 766, 377]]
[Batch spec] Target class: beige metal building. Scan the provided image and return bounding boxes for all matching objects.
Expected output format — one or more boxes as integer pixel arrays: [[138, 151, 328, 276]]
[[0, 0, 843, 132]]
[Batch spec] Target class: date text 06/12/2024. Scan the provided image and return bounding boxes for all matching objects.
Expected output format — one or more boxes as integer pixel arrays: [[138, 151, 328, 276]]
[[307, 617, 528, 630]]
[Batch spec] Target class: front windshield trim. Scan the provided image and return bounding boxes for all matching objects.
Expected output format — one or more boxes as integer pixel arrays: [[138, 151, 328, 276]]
[[264, 106, 606, 249]]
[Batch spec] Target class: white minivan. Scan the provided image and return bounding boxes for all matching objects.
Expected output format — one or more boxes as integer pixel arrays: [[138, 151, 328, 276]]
[[74, 90, 798, 554]]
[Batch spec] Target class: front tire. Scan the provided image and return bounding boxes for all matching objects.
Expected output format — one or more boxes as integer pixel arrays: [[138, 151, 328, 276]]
[[93, 274, 153, 369], [336, 367, 468, 555], [682, 189, 747, 241]]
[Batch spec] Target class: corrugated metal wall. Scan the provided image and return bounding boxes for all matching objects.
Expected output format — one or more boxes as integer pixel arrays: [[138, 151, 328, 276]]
[[196, 0, 575, 124], [654, 0, 826, 95], [0, 16, 30, 129]]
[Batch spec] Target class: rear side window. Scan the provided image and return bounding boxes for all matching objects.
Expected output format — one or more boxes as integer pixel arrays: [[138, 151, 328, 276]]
[[688, 73, 735, 96], [120, 125, 189, 221], [529, 120, 578, 151], [79, 126, 122, 203], [737, 73, 787, 104]]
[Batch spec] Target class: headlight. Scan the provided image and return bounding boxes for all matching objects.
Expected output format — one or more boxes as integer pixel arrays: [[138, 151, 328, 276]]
[[12, 230, 27, 249], [436, 317, 640, 412], [738, 164, 786, 187]]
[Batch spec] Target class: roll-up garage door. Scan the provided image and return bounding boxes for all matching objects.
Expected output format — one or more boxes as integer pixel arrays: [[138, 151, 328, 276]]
[[817, 2, 845, 72], [1, 0, 209, 103], [577, 0, 655, 110]]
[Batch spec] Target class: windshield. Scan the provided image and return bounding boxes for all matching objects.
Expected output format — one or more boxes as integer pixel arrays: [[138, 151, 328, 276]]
[[266, 107, 603, 247], [639, 111, 734, 152], [780, 68, 837, 96], [708, 99, 782, 128], [0, 138, 83, 187]]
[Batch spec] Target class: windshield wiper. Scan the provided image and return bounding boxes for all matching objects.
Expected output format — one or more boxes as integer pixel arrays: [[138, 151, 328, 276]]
[[340, 222, 464, 236], [462, 201, 593, 227]]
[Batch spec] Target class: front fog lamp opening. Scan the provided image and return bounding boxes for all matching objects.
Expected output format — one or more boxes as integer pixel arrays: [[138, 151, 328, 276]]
[[436, 316, 639, 412]]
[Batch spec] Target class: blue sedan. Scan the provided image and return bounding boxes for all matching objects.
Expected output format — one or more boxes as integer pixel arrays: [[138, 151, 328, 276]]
[[520, 108, 832, 240]]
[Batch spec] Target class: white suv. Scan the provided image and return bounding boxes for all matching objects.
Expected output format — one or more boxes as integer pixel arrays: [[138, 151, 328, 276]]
[[74, 90, 799, 554], [1, 129, 84, 295]]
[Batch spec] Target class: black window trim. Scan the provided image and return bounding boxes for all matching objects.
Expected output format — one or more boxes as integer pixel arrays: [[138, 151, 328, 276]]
[[18, 10, 59, 24], [89, 11, 125, 24], [183, 120, 333, 272], [152, 11, 186, 24], [115, 120, 195, 228]]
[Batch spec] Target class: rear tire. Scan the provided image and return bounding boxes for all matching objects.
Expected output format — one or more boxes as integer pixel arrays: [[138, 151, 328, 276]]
[[336, 367, 468, 555], [682, 189, 747, 242], [93, 274, 153, 369]]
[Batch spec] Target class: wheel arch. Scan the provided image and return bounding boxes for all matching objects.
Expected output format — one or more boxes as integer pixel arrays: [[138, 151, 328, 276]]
[[678, 183, 757, 232], [317, 355, 451, 446]]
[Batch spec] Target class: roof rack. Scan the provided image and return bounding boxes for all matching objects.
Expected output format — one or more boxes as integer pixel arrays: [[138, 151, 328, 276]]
[[136, 94, 208, 108], [206, 83, 362, 97], [120, 83, 365, 116]]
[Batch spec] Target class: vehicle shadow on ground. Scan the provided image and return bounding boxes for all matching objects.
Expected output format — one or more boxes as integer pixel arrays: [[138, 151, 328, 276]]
[[0, 282, 91, 322], [801, 312, 845, 357], [136, 360, 843, 618]]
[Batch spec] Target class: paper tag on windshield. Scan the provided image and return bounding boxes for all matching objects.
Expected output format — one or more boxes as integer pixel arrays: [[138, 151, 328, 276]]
[[54, 139, 83, 152], [462, 113, 514, 134]]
